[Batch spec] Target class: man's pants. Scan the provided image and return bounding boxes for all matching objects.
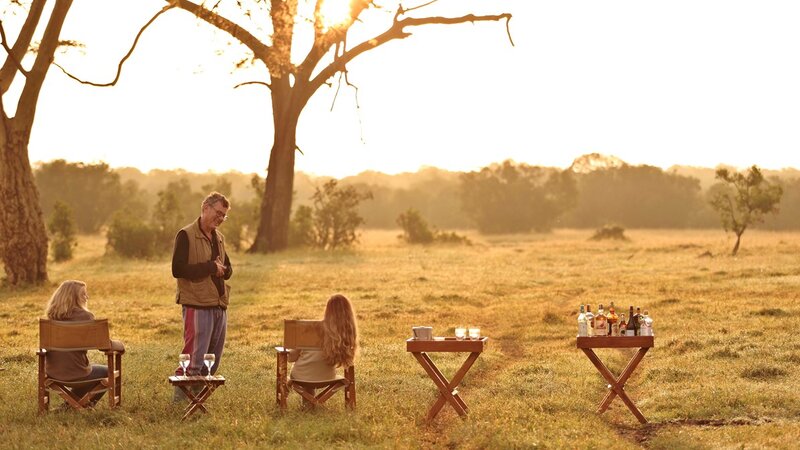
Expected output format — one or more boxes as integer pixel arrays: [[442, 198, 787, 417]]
[[175, 306, 227, 376]]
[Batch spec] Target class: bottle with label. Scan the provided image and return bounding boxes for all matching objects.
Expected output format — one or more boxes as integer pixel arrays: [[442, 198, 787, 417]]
[[625, 306, 636, 336], [619, 313, 627, 334], [634, 307, 642, 336], [594, 304, 608, 336], [578, 305, 588, 337], [585, 304, 595, 337], [641, 310, 653, 336], [607, 302, 619, 336]]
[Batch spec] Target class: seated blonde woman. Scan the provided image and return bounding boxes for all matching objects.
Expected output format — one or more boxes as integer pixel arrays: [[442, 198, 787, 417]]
[[288, 294, 358, 404], [44, 280, 124, 407]]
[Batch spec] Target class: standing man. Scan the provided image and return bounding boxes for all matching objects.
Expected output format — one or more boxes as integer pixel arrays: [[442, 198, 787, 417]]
[[172, 192, 232, 388]]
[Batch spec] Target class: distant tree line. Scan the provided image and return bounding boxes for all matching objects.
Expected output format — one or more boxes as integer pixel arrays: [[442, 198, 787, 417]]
[[33, 158, 800, 256]]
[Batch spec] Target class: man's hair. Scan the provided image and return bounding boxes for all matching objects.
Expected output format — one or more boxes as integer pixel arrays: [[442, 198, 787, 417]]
[[202, 192, 230, 209]]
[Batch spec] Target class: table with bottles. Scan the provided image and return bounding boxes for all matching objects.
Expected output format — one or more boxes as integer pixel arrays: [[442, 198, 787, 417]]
[[576, 303, 654, 424]]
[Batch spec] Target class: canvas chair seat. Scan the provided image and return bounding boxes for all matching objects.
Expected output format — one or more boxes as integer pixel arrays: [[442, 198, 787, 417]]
[[275, 320, 355, 411], [37, 319, 123, 413]]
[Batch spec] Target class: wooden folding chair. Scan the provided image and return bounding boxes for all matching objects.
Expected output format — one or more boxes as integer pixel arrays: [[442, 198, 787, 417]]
[[37, 319, 123, 413], [275, 320, 355, 411]]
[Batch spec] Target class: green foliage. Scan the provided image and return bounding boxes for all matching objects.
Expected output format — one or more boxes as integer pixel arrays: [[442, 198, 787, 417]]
[[288, 205, 314, 248], [709, 165, 783, 255], [567, 164, 703, 228], [35, 160, 144, 233], [460, 160, 577, 234], [589, 224, 628, 241], [151, 189, 185, 253], [47, 201, 76, 261], [306, 180, 372, 249], [396, 208, 434, 244], [396, 208, 470, 245], [106, 211, 159, 258]]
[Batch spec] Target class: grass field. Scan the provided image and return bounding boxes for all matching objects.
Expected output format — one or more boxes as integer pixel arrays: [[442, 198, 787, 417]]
[[1, 229, 799, 449]]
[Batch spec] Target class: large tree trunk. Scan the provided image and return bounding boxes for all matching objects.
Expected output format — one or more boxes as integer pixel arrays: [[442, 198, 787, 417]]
[[0, 123, 48, 284], [249, 109, 299, 253]]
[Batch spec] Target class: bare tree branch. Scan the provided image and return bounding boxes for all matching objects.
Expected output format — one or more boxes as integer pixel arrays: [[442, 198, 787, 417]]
[[402, 0, 440, 14], [53, 5, 174, 87], [306, 12, 513, 101], [0, 21, 28, 77], [0, 0, 46, 94], [169, 0, 272, 62], [234, 80, 270, 89]]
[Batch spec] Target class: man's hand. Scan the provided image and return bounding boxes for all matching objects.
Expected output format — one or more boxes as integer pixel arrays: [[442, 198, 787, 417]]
[[214, 256, 225, 277]]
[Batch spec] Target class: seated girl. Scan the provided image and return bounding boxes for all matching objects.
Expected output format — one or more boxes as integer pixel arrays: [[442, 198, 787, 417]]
[[44, 280, 124, 407], [288, 294, 358, 400]]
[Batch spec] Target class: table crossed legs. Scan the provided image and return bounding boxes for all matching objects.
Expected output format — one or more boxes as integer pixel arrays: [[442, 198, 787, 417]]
[[577, 336, 653, 424], [169, 376, 225, 420], [411, 351, 480, 422]]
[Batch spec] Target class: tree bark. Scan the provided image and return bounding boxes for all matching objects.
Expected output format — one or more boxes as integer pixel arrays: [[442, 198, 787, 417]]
[[732, 232, 742, 256], [0, 123, 48, 284]]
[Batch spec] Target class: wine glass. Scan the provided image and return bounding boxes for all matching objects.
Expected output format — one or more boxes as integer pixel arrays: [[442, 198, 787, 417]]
[[455, 326, 466, 340], [179, 353, 191, 378], [203, 353, 216, 378]]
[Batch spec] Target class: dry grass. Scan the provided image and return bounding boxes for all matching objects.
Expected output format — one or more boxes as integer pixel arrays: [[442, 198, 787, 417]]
[[1, 229, 799, 449]]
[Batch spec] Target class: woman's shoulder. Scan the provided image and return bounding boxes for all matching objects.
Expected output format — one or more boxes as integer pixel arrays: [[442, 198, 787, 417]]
[[69, 308, 95, 321]]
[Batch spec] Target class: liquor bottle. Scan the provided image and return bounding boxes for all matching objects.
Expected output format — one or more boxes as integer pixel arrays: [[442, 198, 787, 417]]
[[625, 306, 636, 336], [585, 304, 595, 337], [607, 302, 619, 336], [634, 307, 642, 336], [578, 305, 588, 337], [641, 310, 653, 336], [619, 313, 627, 333], [594, 304, 608, 336]]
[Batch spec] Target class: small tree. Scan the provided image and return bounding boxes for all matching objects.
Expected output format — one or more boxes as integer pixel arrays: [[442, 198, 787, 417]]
[[309, 180, 372, 250], [710, 166, 782, 256], [47, 201, 77, 262]]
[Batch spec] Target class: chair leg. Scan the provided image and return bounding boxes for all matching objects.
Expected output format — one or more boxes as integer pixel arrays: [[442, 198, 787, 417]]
[[345, 366, 356, 410], [107, 352, 116, 409], [38, 352, 49, 414], [276, 351, 288, 411], [115, 353, 122, 407]]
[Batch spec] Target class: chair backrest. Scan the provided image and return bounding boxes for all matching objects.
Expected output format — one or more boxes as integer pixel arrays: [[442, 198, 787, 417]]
[[283, 320, 324, 350], [39, 319, 111, 351]]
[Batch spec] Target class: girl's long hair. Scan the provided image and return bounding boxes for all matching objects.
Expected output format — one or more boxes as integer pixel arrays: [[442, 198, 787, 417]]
[[321, 294, 358, 368], [45, 280, 89, 320]]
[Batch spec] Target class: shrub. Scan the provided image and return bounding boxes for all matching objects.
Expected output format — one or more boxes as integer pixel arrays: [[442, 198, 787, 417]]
[[397, 209, 435, 244], [47, 201, 76, 262], [309, 180, 372, 249], [106, 212, 159, 258], [590, 224, 628, 241], [288, 205, 314, 248]]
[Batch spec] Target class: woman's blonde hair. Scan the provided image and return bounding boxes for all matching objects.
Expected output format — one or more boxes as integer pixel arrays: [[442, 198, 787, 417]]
[[321, 294, 358, 368], [45, 280, 89, 320]]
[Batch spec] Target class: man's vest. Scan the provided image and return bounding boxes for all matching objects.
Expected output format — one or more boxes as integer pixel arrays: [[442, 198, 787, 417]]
[[175, 220, 230, 308]]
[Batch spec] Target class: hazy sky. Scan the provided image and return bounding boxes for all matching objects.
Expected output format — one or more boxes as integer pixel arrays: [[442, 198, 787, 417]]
[[7, 0, 800, 177]]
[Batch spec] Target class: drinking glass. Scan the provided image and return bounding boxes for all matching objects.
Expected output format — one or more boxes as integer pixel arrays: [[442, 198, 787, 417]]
[[468, 327, 481, 340], [203, 353, 216, 378], [179, 353, 191, 378], [455, 326, 466, 340]]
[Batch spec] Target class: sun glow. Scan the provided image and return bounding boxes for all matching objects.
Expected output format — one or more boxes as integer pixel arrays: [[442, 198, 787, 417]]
[[319, 0, 353, 30]]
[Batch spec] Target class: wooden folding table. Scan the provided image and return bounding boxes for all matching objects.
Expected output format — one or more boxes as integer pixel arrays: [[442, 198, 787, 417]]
[[406, 337, 488, 423], [168, 375, 226, 420], [576, 336, 653, 424]]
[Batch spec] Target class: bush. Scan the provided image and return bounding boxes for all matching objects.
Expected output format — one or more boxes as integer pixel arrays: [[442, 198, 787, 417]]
[[397, 209, 434, 244], [308, 180, 372, 249], [590, 224, 628, 241], [288, 205, 315, 248], [47, 201, 76, 262], [397, 208, 470, 245], [106, 212, 159, 258]]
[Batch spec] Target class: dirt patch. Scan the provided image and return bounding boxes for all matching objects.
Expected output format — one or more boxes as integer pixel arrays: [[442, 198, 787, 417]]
[[618, 417, 775, 447]]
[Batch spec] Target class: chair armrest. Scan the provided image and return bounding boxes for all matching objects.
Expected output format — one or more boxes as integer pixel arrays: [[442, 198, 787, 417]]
[[275, 346, 289, 353], [37, 349, 47, 356], [100, 339, 125, 354]]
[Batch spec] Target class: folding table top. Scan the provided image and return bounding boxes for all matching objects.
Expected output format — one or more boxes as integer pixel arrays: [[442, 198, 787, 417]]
[[576, 336, 654, 349], [406, 337, 488, 353]]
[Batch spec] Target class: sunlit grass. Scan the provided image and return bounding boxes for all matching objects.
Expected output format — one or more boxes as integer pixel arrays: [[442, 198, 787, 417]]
[[1, 229, 799, 448]]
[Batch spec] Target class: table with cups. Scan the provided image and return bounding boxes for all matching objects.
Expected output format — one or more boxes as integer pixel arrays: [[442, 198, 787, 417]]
[[168, 353, 225, 420], [406, 326, 487, 422]]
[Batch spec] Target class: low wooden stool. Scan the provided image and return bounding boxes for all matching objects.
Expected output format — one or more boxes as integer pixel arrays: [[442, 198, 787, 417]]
[[168, 375, 225, 420]]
